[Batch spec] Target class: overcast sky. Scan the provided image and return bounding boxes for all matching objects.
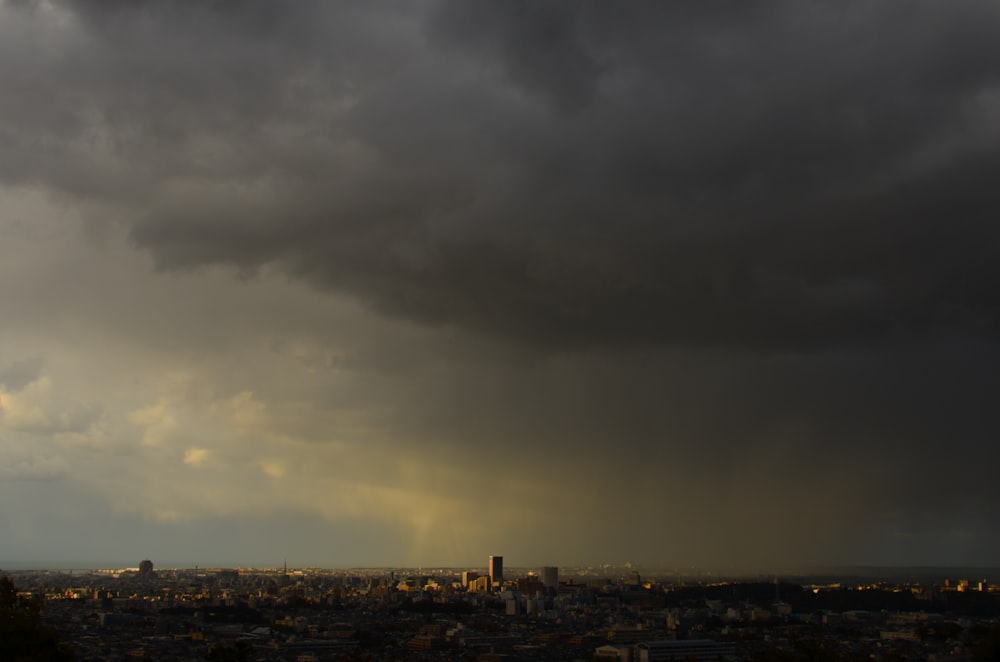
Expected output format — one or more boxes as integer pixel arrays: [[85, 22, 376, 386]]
[[2, 0, 999, 571]]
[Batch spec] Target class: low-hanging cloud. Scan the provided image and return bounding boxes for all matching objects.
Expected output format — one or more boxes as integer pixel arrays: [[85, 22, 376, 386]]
[[2, 0, 999, 351]]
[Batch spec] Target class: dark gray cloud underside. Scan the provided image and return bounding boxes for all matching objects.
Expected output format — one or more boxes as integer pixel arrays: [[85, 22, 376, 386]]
[[118, 2, 1000, 349], [3, 0, 999, 351]]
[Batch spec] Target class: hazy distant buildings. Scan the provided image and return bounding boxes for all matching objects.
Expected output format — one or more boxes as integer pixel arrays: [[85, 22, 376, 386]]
[[461, 570, 478, 587], [542, 566, 558, 590], [138, 559, 154, 577], [489, 555, 503, 585]]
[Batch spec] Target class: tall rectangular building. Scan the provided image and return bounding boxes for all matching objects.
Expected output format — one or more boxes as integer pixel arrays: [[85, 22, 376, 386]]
[[489, 555, 503, 585], [542, 566, 558, 589]]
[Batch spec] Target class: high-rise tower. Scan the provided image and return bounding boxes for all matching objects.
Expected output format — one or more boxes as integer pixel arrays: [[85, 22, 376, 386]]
[[489, 555, 504, 586], [542, 566, 558, 590]]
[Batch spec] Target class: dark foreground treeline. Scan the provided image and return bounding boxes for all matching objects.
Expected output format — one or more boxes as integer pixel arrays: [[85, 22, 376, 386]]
[[1, 576, 75, 661]]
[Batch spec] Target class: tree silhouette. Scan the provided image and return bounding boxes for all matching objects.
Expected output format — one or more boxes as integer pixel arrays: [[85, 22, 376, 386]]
[[0, 575, 74, 661]]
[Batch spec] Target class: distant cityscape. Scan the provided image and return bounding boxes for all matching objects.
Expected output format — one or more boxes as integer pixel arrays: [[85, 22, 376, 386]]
[[4, 556, 1000, 660]]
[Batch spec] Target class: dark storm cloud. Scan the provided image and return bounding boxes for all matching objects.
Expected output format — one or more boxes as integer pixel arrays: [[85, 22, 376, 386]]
[[4, 0, 1000, 351], [427, 0, 602, 113], [4, 2, 1000, 567]]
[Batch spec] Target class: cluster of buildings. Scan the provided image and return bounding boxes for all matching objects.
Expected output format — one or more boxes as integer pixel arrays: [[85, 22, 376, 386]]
[[4, 558, 1000, 661]]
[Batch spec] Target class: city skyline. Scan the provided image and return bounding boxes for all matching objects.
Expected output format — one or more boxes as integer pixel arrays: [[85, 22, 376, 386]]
[[11, 561, 999, 660], [2, 1, 1000, 570]]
